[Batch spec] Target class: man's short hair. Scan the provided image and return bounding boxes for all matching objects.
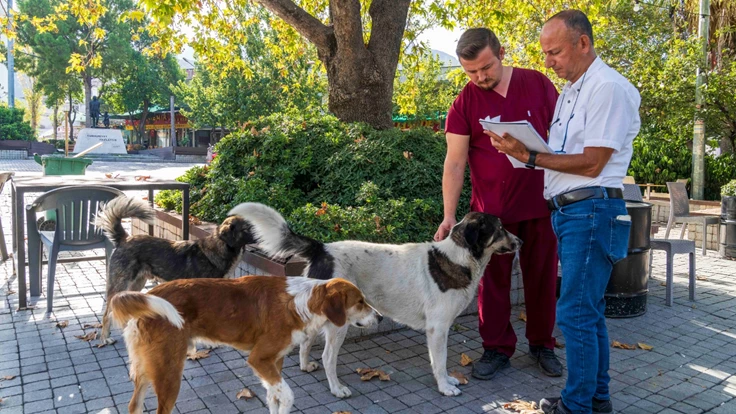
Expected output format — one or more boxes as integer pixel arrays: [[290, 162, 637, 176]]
[[456, 28, 501, 61], [547, 10, 594, 47]]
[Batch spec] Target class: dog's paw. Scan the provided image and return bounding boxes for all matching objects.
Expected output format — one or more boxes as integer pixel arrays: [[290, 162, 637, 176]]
[[98, 337, 116, 347], [445, 374, 461, 386], [330, 384, 352, 398], [301, 361, 320, 373], [438, 383, 461, 397]]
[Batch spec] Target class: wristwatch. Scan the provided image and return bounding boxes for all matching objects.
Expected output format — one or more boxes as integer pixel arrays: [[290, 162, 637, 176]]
[[525, 151, 538, 169]]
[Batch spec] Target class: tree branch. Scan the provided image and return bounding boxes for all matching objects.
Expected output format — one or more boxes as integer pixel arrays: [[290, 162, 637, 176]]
[[329, 0, 364, 53], [254, 0, 334, 51], [367, 0, 411, 73]]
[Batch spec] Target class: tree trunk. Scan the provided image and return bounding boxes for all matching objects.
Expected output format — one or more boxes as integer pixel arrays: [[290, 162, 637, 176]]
[[138, 100, 150, 147], [256, 0, 411, 130], [84, 73, 92, 127], [53, 105, 58, 141], [67, 93, 75, 143]]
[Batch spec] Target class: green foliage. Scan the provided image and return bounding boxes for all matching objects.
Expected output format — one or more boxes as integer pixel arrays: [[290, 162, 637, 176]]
[[155, 113, 470, 242], [0, 106, 35, 141], [722, 179, 736, 198], [706, 154, 736, 200]]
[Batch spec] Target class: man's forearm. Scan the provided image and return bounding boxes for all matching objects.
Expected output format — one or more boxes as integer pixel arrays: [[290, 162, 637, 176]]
[[534, 152, 604, 178], [442, 163, 466, 219]]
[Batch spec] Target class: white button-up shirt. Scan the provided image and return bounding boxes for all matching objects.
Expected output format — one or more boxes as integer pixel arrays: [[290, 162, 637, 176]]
[[544, 57, 641, 199]]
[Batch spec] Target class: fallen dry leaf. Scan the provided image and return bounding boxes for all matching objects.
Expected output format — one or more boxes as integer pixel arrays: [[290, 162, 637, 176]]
[[250, 126, 258, 136], [519, 311, 527, 322], [83, 323, 102, 329], [402, 151, 413, 160], [236, 387, 254, 400], [503, 399, 543, 413], [189, 215, 202, 225], [555, 342, 566, 349], [141, 196, 148, 200], [6, 289, 15, 295], [55, 320, 69, 329], [187, 349, 211, 360], [612, 340, 637, 350], [448, 371, 469, 385], [75, 331, 98, 342], [355, 368, 390, 381], [104, 173, 113, 178], [1, 375, 16, 381], [696, 276, 708, 281], [638, 342, 654, 351], [134, 175, 151, 181], [460, 353, 473, 366], [451, 323, 468, 332]]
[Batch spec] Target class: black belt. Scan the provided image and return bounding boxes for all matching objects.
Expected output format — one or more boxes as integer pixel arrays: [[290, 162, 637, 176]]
[[547, 187, 623, 211]]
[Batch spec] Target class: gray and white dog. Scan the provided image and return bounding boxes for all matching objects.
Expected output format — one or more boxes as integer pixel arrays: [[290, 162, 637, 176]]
[[228, 202, 521, 397], [95, 196, 255, 346]]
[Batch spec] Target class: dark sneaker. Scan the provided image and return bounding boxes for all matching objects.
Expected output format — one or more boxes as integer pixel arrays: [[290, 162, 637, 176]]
[[592, 397, 614, 413], [540, 396, 572, 414], [540, 396, 614, 413], [530, 345, 563, 377], [471, 349, 510, 380]]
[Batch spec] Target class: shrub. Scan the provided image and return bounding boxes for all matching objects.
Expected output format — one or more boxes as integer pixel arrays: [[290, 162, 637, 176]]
[[628, 133, 735, 200], [721, 178, 736, 198], [155, 112, 471, 242], [0, 106, 35, 141]]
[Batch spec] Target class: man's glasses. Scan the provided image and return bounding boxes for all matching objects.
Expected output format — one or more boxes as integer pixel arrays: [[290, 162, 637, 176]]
[[550, 71, 588, 154]]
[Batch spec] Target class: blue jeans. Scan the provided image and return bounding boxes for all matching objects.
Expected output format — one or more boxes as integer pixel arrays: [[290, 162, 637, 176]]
[[551, 197, 630, 414]]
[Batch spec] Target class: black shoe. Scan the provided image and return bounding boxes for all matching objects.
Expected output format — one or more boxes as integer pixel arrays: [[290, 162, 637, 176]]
[[530, 345, 563, 377], [540, 396, 614, 413], [540, 397, 572, 414], [471, 349, 510, 380]]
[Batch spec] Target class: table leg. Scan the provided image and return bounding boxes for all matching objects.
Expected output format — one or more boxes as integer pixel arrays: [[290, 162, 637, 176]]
[[27, 201, 41, 297], [14, 189, 27, 309], [148, 189, 154, 236], [182, 188, 189, 241]]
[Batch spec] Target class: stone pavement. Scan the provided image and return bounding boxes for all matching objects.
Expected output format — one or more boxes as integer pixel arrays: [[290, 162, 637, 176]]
[[1, 161, 736, 413]]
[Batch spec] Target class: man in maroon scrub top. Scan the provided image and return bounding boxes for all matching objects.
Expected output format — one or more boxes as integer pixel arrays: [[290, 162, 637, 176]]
[[434, 28, 562, 380]]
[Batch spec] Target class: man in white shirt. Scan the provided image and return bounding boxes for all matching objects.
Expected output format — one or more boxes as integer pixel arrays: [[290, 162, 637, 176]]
[[488, 10, 641, 414]]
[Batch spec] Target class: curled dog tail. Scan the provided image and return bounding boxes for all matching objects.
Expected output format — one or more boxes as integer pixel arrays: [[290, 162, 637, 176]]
[[228, 202, 334, 279], [109, 291, 184, 329], [94, 196, 155, 247]]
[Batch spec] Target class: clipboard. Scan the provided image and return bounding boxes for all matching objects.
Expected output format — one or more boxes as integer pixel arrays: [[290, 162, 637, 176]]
[[479, 117, 553, 169]]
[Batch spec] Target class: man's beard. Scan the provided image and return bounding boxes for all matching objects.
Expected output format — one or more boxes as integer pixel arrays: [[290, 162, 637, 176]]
[[476, 79, 500, 91]]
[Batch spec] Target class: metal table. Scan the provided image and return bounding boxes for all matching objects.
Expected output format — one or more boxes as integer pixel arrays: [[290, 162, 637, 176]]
[[11, 176, 190, 309]]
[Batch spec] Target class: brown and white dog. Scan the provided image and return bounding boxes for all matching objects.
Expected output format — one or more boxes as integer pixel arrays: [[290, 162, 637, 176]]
[[109, 276, 380, 414]]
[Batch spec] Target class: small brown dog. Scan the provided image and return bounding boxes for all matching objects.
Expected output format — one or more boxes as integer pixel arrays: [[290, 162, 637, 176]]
[[109, 276, 380, 414], [94, 196, 255, 346]]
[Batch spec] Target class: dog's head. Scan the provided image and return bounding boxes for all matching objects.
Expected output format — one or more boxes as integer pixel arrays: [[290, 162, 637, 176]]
[[217, 216, 257, 249], [313, 278, 381, 328], [449, 212, 522, 259]]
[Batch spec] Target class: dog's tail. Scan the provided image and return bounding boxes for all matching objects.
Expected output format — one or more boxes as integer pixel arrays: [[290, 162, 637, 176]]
[[94, 196, 155, 247], [109, 291, 185, 330], [228, 202, 332, 279]]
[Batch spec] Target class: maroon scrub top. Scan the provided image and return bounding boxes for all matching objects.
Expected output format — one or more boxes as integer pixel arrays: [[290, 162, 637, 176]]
[[445, 68, 559, 224]]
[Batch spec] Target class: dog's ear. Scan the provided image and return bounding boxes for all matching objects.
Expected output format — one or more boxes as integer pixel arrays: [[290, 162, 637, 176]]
[[219, 218, 255, 248], [323, 291, 347, 327]]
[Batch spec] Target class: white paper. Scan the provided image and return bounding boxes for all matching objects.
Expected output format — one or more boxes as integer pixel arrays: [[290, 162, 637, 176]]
[[479, 117, 554, 169]]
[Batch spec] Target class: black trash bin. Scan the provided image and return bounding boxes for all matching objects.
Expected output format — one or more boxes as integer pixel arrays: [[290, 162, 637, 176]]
[[605, 201, 652, 318], [721, 196, 736, 259]]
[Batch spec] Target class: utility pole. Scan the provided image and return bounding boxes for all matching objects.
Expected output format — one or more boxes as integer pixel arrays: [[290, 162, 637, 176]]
[[691, 0, 710, 200], [7, 0, 14, 108]]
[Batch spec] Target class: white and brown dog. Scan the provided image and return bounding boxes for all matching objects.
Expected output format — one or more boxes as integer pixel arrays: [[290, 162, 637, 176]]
[[109, 276, 380, 414], [228, 203, 522, 397]]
